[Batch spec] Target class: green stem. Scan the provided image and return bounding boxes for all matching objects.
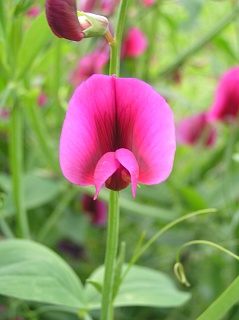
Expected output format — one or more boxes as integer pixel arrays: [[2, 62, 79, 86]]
[[159, 3, 239, 77], [10, 101, 30, 238], [109, 0, 128, 77], [100, 1, 128, 318], [177, 240, 239, 264], [121, 208, 216, 284], [100, 191, 120, 320]]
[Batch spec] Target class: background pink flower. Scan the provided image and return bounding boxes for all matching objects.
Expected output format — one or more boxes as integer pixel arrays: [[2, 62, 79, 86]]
[[122, 27, 148, 58], [37, 92, 48, 108], [177, 112, 216, 147], [25, 6, 41, 18], [82, 194, 107, 226], [142, 0, 156, 6], [70, 48, 109, 86], [207, 67, 239, 122], [60, 74, 176, 199]]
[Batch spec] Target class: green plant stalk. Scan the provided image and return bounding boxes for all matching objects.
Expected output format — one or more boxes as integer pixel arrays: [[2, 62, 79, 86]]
[[100, 191, 120, 320], [176, 240, 239, 264], [196, 273, 239, 320], [159, 3, 239, 77], [10, 102, 30, 239], [100, 0, 128, 318], [109, 0, 128, 77]]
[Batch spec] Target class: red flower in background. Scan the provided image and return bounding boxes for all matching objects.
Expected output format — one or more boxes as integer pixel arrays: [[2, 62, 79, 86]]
[[177, 112, 216, 147], [207, 67, 239, 123], [60, 75, 176, 199], [82, 194, 107, 226]]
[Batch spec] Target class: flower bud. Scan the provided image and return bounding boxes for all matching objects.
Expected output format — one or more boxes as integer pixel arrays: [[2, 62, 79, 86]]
[[45, 0, 84, 41], [77, 12, 109, 38], [45, 0, 109, 42]]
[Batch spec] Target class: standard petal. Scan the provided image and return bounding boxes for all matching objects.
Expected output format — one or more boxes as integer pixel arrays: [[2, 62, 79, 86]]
[[114, 77, 176, 185], [115, 148, 139, 198], [45, 0, 84, 41], [59, 75, 116, 187], [93, 152, 120, 200]]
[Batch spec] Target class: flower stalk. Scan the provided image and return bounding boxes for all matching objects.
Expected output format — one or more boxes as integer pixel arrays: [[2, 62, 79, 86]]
[[100, 191, 120, 320], [100, 0, 128, 318]]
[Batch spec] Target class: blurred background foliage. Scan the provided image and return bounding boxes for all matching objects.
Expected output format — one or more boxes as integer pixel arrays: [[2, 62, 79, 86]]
[[1, 0, 239, 319]]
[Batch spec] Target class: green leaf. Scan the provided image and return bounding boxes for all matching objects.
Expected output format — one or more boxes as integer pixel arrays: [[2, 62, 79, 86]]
[[0, 173, 61, 216], [196, 273, 239, 320], [85, 264, 190, 310], [0, 239, 86, 309], [17, 12, 51, 79]]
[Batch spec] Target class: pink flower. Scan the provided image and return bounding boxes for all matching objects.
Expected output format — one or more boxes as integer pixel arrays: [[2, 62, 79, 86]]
[[122, 27, 148, 58], [26, 6, 41, 18], [60, 75, 176, 199], [79, 0, 120, 15], [70, 48, 109, 86], [207, 67, 239, 122], [45, 0, 85, 41], [82, 194, 107, 226], [0, 108, 9, 119], [177, 112, 216, 147], [142, 0, 156, 6], [37, 92, 48, 107]]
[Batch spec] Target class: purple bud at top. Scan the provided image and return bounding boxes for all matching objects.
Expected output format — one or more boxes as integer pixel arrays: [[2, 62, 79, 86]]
[[45, 0, 84, 41]]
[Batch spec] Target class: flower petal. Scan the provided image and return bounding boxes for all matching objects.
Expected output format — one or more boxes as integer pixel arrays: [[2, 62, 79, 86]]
[[60, 75, 116, 186], [45, 0, 84, 41], [115, 148, 139, 197], [93, 152, 120, 200], [114, 77, 176, 185]]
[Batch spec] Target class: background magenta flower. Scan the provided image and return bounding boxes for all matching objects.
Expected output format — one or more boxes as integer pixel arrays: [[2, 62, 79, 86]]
[[45, 0, 85, 41], [122, 27, 148, 58], [25, 5, 41, 18], [142, 0, 156, 6], [177, 112, 216, 147], [37, 92, 48, 108], [0, 108, 9, 120], [82, 194, 107, 226], [70, 48, 109, 86], [60, 74, 176, 199], [207, 67, 239, 122]]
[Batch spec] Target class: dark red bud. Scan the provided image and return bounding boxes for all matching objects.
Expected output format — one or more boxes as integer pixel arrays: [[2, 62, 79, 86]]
[[45, 0, 84, 41]]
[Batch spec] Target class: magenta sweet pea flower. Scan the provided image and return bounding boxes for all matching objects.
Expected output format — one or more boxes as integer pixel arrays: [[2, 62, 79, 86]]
[[207, 67, 239, 122], [177, 112, 216, 147], [122, 27, 148, 58], [60, 74, 176, 199], [70, 47, 109, 86]]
